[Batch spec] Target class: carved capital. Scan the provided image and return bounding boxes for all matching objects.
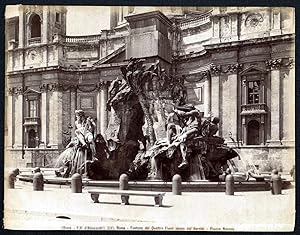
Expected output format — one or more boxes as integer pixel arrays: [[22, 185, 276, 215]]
[[242, 79, 247, 87], [48, 82, 64, 92], [8, 87, 15, 96], [68, 84, 78, 92], [265, 59, 282, 70], [39, 84, 48, 93], [284, 58, 294, 69], [225, 63, 243, 74], [201, 71, 210, 79], [209, 64, 221, 75], [15, 86, 26, 95], [97, 81, 110, 91], [96, 82, 105, 91]]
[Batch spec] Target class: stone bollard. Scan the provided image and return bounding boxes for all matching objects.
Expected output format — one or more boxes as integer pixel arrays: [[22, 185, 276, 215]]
[[13, 168, 20, 176], [33, 167, 41, 173], [33, 172, 44, 191], [271, 170, 282, 195], [71, 173, 82, 193], [225, 169, 234, 195], [172, 174, 182, 195], [119, 173, 129, 190]]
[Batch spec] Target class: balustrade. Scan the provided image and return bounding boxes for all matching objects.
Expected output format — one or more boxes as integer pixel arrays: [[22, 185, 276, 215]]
[[24, 117, 40, 125], [64, 34, 102, 43], [241, 103, 267, 115], [179, 11, 212, 29], [28, 37, 41, 45]]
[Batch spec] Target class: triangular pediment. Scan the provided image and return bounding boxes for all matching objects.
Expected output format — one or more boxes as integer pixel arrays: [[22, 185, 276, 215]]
[[239, 65, 267, 75], [23, 88, 41, 95], [93, 45, 126, 66]]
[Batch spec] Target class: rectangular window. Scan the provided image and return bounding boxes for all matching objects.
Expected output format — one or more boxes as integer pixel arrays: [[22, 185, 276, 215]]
[[29, 100, 38, 117], [247, 81, 260, 104]]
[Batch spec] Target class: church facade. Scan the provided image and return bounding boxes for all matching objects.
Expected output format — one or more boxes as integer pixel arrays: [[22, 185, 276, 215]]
[[5, 6, 295, 171]]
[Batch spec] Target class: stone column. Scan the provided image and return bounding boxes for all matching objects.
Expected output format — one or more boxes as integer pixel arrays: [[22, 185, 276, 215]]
[[13, 88, 24, 148], [42, 7, 49, 44], [100, 84, 108, 136], [40, 86, 48, 146], [203, 76, 211, 118], [266, 59, 282, 145]]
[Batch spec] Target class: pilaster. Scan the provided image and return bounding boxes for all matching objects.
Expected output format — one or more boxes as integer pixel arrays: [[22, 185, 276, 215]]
[[6, 89, 14, 148], [220, 64, 241, 143], [210, 64, 221, 119], [266, 59, 282, 145], [70, 87, 77, 138], [270, 8, 282, 36], [40, 84, 48, 146], [47, 84, 63, 148], [18, 5, 25, 48], [42, 7, 49, 44], [203, 76, 211, 118], [13, 87, 25, 148]]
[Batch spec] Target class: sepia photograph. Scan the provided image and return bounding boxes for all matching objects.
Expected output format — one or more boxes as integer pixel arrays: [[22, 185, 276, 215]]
[[3, 5, 295, 231]]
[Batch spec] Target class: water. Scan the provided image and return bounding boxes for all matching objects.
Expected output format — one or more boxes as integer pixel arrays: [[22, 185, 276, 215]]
[[232, 149, 259, 174]]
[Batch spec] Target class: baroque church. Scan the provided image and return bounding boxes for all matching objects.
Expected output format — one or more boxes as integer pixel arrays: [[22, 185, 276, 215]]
[[5, 6, 295, 171]]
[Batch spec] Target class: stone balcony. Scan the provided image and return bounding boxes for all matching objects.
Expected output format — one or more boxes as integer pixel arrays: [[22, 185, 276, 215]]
[[240, 103, 268, 115], [28, 37, 41, 45], [23, 117, 40, 126]]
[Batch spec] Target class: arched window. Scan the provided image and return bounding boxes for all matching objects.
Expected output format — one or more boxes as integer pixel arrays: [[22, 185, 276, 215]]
[[30, 14, 41, 38], [247, 120, 260, 145]]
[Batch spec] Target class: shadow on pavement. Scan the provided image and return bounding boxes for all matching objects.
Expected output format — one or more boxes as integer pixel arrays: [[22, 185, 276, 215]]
[[90, 201, 172, 208]]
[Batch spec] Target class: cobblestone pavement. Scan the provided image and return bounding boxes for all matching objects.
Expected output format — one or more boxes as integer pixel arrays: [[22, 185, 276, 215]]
[[3, 180, 295, 231]]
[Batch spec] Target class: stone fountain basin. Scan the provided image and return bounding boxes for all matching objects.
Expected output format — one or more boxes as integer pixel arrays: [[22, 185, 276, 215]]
[[16, 171, 292, 192]]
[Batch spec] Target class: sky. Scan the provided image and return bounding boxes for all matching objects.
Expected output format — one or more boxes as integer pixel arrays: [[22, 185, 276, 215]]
[[5, 5, 111, 35]]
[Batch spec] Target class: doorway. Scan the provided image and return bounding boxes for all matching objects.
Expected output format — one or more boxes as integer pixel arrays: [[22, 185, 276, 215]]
[[28, 129, 36, 148], [247, 120, 260, 145]]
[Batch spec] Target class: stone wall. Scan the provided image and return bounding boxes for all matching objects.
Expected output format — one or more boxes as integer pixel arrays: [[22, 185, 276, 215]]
[[234, 146, 295, 173], [6, 148, 64, 168]]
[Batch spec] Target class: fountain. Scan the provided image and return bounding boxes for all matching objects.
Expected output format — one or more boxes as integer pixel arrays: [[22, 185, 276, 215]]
[[17, 58, 291, 191], [66, 58, 239, 182]]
